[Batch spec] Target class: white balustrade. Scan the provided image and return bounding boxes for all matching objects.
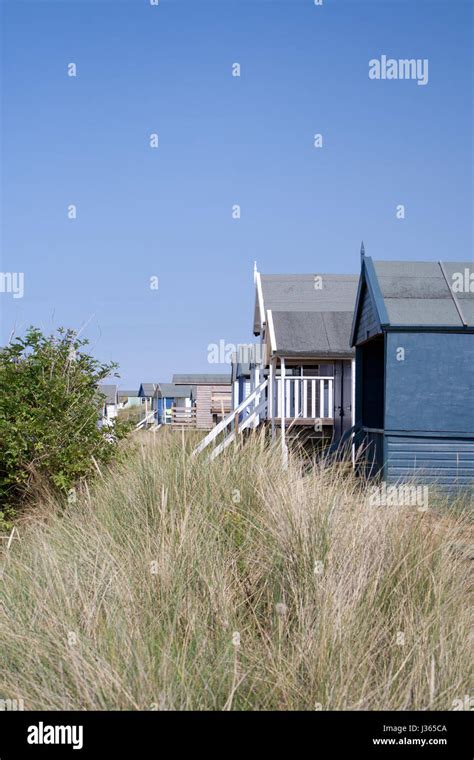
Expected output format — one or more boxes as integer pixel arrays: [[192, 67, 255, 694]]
[[274, 376, 334, 420]]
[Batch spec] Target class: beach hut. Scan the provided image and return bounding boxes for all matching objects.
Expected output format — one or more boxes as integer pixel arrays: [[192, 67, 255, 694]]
[[138, 383, 157, 416], [98, 384, 118, 427], [172, 374, 231, 429], [252, 265, 358, 448], [350, 255, 474, 487], [117, 390, 140, 409], [192, 264, 359, 460], [154, 383, 194, 427]]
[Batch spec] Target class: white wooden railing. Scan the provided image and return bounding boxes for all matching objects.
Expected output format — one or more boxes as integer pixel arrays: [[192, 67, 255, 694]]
[[275, 376, 334, 420], [192, 379, 268, 459], [135, 410, 156, 430], [192, 374, 335, 460], [171, 406, 196, 428]]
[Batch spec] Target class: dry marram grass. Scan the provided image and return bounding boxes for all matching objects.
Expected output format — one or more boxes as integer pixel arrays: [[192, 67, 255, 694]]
[[0, 431, 472, 710]]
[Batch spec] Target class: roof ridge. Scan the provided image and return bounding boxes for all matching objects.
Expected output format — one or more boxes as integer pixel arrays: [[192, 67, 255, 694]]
[[438, 261, 467, 327]]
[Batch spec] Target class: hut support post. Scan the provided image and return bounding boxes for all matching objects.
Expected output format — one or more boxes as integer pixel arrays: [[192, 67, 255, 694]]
[[254, 364, 260, 428], [269, 356, 276, 439], [351, 358, 356, 467], [281, 357, 288, 468]]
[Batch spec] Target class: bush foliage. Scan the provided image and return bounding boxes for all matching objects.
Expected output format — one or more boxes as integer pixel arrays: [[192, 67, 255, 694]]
[[0, 327, 127, 525]]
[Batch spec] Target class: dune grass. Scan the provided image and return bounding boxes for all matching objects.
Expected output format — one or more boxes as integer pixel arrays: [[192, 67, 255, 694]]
[[0, 430, 472, 710]]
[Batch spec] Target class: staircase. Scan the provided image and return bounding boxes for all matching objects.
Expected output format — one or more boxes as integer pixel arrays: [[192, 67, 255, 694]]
[[192, 379, 268, 461], [135, 410, 156, 430]]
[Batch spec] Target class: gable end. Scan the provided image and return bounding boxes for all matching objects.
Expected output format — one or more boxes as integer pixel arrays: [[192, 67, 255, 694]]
[[354, 284, 382, 344]]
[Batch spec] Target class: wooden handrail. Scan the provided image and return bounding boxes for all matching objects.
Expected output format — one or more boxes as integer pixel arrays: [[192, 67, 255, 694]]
[[208, 397, 268, 462], [172, 409, 196, 420], [135, 410, 156, 429], [192, 378, 268, 457]]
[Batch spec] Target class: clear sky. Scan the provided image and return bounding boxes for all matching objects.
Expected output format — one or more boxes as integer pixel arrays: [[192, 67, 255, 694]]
[[1, 0, 472, 387]]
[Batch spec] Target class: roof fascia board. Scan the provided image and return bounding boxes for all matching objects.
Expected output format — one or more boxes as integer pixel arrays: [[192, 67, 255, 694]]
[[349, 256, 386, 345], [266, 309, 277, 354], [384, 325, 474, 333], [275, 351, 355, 359], [364, 256, 390, 327], [270, 354, 353, 361], [255, 270, 265, 334], [349, 265, 366, 346]]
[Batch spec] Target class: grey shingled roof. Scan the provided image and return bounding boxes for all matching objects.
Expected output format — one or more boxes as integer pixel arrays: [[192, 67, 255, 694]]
[[373, 260, 474, 327], [172, 374, 231, 385], [271, 311, 355, 357], [118, 390, 138, 399], [98, 384, 117, 404], [254, 273, 358, 334], [154, 383, 193, 399], [138, 383, 157, 397]]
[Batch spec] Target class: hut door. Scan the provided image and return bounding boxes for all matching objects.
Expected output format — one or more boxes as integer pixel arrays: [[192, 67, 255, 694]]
[[333, 361, 353, 442]]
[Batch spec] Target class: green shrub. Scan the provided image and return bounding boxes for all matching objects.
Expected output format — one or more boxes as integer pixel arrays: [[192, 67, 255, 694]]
[[0, 327, 128, 525]]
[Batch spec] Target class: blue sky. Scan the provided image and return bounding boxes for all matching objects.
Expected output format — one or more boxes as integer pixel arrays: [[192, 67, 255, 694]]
[[1, 0, 472, 387]]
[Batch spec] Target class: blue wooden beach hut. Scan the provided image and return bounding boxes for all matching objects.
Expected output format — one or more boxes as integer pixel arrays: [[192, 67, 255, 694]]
[[350, 253, 474, 487], [154, 383, 194, 426]]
